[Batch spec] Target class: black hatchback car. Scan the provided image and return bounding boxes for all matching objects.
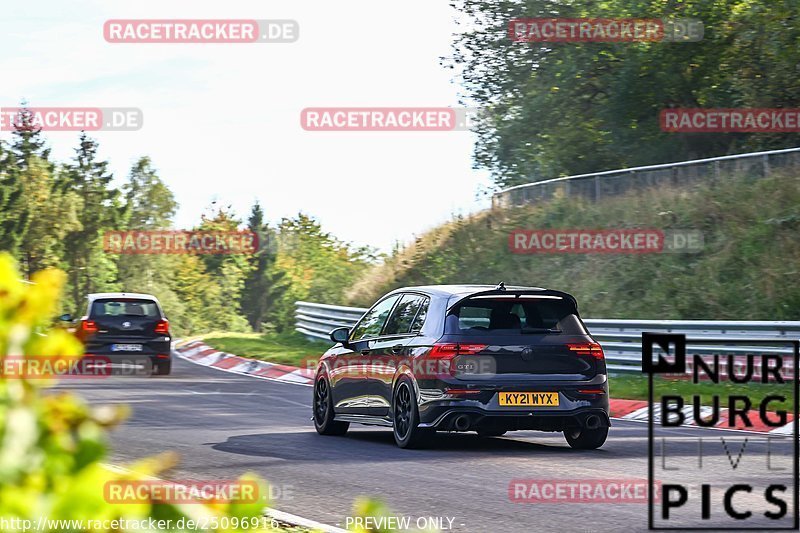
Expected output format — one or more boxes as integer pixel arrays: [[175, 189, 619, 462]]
[[71, 292, 172, 375], [313, 284, 609, 449]]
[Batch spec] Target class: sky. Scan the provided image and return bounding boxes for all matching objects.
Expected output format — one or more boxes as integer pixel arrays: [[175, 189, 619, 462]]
[[0, 0, 493, 253]]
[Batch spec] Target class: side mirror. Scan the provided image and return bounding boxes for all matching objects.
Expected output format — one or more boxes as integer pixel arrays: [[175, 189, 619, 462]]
[[59, 313, 73, 322], [330, 327, 351, 346]]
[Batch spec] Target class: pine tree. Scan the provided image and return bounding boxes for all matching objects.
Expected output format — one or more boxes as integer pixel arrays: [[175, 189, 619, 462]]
[[62, 133, 125, 308], [0, 139, 29, 255], [10, 104, 52, 171], [241, 202, 286, 331]]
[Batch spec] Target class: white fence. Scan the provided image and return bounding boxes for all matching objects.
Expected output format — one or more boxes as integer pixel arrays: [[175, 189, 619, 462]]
[[492, 147, 800, 209]]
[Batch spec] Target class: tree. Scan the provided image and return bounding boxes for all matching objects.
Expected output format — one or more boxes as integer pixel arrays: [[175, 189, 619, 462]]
[[9, 103, 52, 170], [16, 157, 80, 276], [123, 157, 177, 229], [241, 202, 286, 331], [447, 0, 800, 189], [0, 103, 57, 259], [270, 213, 371, 331], [0, 139, 28, 256], [113, 157, 185, 326], [61, 133, 125, 310]]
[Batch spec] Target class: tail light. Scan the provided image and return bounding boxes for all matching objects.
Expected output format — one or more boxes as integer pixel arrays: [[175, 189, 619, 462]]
[[77, 320, 98, 342], [154, 319, 170, 335], [428, 343, 487, 378], [80, 320, 98, 334], [429, 343, 487, 358], [567, 343, 604, 360]]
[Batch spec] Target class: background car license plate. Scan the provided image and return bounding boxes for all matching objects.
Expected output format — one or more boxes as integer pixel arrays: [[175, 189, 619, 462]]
[[498, 392, 559, 406], [111, 344, 143, 352]]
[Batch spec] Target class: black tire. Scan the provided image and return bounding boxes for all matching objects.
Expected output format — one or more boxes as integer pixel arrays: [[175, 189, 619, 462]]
[[313, 373, 349, 436], [152, 359, 171, 375], [392, 378, 433, 449], [476, 429, 507, 438], [564, 426, 608, 449]]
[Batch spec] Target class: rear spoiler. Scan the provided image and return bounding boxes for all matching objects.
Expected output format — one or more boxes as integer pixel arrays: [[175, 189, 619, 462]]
[[446, 289, 579, 314]]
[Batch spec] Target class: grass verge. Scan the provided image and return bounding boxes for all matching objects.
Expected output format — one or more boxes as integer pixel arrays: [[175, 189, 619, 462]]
[[198, 331, 332, 367], [611, 374, 795, 411]]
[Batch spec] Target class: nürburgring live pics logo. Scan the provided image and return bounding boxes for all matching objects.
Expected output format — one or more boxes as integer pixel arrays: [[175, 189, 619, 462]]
[[643, 332, 799, 530]]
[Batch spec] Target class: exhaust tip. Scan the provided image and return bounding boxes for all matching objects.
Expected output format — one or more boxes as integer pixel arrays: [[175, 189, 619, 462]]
[[584, 414, 602, 430], [453, 414, 471, 431]]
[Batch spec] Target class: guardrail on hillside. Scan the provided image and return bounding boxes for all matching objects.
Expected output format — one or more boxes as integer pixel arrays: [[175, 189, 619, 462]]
[[492, 146, 800, 209], [295, 301, 800, 374]]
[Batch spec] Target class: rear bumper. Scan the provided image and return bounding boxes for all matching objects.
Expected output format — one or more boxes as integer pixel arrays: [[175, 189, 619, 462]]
[[419, 406, 609, 432], [416, 384, 610, 432], [81, 352, 170, 373], [84, 339, 170, 360]]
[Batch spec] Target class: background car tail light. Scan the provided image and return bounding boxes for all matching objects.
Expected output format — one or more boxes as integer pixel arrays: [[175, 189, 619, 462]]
[[77, 319, 98, 342], [429, 343, 487, 358], [154, 319, 169, 334], [80, 320, 98, 334], [567, 343, 604, 360]]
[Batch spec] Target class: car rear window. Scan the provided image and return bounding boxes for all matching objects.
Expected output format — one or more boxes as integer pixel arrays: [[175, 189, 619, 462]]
[[447, 296, 586, 335], [90, 299, 160, 319]]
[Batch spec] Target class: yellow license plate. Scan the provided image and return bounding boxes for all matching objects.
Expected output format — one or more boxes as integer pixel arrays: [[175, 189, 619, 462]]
[[498, 392, 559, 407]]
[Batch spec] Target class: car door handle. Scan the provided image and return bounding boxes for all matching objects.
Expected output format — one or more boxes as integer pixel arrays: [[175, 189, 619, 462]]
[[390, 345, 404, 354]]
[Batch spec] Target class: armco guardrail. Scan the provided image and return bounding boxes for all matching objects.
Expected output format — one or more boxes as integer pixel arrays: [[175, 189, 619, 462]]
[[492, 146, 800, 209], [295, 301, 368, 341], [295, 301, 800, 373]]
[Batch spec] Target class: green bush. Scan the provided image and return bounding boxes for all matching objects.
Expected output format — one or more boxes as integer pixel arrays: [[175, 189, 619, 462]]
[[0, 253, 281, 532]]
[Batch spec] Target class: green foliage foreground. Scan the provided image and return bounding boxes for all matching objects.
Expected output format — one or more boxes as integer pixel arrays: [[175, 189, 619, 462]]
[[0, 253, 413, 533], [0, 253, 282, 532]]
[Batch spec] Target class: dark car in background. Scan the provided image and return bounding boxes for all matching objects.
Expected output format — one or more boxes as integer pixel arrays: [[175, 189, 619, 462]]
[[68, 292, 172, 375], [313, 284, 609, 449]]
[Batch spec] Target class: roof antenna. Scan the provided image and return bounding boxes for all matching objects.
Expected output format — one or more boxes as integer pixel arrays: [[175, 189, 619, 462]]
[[495, 281, 506, 291]]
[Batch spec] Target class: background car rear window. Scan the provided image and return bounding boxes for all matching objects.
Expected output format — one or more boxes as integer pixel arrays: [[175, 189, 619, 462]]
[[350, 294, 401, 340], [383, 294, 429, 335], [449, 297, 586, 335], [90, 299, 160, 318]]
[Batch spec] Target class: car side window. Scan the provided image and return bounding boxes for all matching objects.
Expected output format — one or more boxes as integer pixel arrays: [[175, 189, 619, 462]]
[[350, 295, 401, 341], [384, 294, 428, 335], [410, 296, 429, 333]]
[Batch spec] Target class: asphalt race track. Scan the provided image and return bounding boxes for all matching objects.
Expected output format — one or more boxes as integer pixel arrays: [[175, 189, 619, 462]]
[[52, 355, 797, 533]]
